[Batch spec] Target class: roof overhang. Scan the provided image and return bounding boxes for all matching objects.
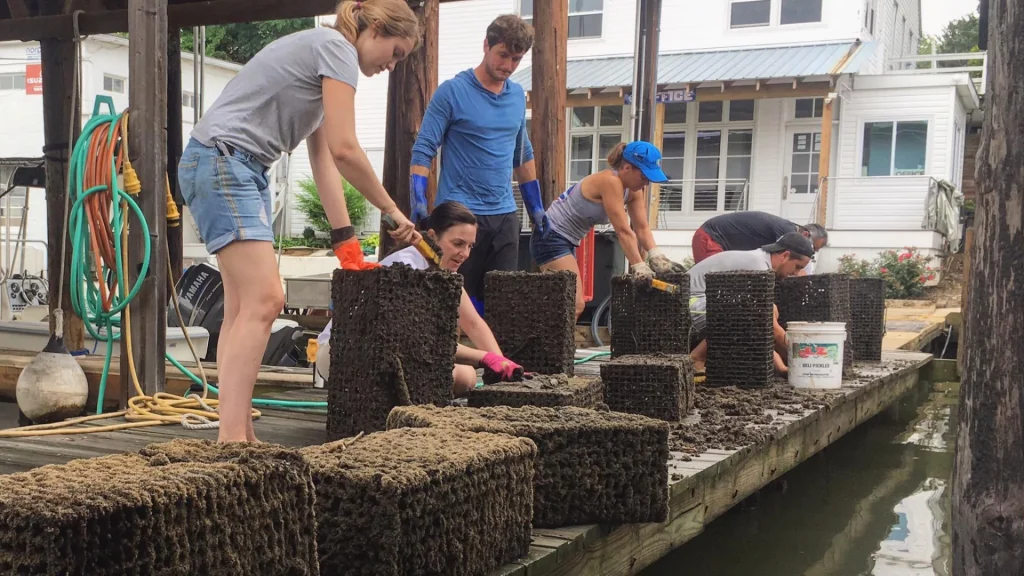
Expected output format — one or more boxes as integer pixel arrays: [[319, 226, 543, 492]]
[[852, 72, 982, 111], [513, 40, 875, 104]]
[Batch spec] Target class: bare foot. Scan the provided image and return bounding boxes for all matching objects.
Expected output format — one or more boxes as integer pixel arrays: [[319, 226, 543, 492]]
[[246, 415, 260, 443]]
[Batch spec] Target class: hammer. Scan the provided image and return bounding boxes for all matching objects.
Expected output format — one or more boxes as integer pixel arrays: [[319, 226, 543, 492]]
[[382, 214, 442, 267]]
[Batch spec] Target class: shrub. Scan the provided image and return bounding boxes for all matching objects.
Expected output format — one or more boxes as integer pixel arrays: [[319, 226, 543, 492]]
[[876, 248, 935, 300], [295, 178, 369, 233], [837, 254, 877, 278], [836, 249, 936, 300], [360, 233, 380, 255]]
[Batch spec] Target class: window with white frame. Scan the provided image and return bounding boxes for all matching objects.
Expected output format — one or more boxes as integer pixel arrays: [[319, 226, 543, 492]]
[[182, 91, 195, 109], [730, 0, 770, 28], [657, 100, 756, 214], [861, 120, 928, 176], [521, 1, 603, 39], [0, 72, 25, 91], [795, 97, 824, 118], [658, 131, 686, 211], [567, 105, 626, 184], [952, 123, 964, 189], [780, 0, 822, 25], [103, 74, 126, 94], [730, 0, 821, 28]]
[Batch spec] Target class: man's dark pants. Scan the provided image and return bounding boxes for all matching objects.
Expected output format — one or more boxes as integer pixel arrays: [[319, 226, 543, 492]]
[[458, 212, 520, 313]]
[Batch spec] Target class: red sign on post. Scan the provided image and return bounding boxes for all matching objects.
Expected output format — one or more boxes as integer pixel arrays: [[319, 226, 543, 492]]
[[25, 64, 42, 95]]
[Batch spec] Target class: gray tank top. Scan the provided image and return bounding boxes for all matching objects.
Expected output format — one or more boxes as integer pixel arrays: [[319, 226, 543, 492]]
[[546, 176, 630, 245]]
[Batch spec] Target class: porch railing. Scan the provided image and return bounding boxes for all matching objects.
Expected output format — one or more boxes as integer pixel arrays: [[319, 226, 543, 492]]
[[885, 51, 987, 95]]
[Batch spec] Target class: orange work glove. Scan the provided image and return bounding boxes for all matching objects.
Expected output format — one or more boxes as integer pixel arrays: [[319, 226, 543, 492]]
[[333, 236, 380, 271]]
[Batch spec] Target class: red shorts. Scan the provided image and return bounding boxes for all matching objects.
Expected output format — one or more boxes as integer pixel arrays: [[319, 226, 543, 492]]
[[692, 228, 724, 263]]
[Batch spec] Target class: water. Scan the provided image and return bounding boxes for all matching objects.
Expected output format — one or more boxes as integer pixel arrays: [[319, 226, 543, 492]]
[[643, 381, 958, 576]]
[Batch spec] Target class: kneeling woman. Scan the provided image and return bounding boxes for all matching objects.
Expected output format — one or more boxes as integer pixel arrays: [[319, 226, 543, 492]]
[[530, 140, 686, 319], [318, 201, 522, 395]]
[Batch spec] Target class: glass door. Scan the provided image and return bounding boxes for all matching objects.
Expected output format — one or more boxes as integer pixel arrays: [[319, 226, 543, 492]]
[[782, 128, 821, 224]]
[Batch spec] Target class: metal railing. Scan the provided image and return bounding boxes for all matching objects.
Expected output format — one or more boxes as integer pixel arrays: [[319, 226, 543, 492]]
[[656, 178, 750, 213], [886, 51, 987, 94]]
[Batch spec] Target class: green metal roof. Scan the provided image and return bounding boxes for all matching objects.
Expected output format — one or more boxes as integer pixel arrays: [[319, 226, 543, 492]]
[[511, 41, 874, 92]]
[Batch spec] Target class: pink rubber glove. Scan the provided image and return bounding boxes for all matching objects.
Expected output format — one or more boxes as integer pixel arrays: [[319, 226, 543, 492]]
[[480, 352, 523, 382]]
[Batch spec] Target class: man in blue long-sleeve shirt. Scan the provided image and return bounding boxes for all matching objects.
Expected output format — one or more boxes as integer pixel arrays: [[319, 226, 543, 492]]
[[409, 14, 546, 312]]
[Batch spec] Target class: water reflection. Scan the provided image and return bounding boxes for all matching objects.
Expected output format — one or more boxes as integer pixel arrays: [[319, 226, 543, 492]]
[[643, 381, 958, 576]]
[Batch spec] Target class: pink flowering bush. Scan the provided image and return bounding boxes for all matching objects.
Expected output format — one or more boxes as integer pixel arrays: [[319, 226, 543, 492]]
[[837, 247, 936, 299]]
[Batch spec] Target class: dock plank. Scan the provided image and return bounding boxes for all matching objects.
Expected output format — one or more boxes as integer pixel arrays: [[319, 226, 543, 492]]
[[0, 349, 931, 576]]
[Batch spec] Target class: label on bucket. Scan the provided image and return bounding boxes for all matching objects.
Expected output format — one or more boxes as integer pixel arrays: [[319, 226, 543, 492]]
[[788, 324, 846, 389], [792, 343, 839, 362], [791, 343, 840, 377]]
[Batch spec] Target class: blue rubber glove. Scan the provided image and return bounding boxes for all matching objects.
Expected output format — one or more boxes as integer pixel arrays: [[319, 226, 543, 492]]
[[520, 179, 547, 235], [410, 173, 429, 225]]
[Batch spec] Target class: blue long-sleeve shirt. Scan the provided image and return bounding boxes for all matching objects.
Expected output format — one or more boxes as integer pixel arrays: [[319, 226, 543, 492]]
[[411, 69, 534, 216]]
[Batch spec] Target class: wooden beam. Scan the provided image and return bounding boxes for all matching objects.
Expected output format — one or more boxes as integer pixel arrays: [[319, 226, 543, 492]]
[[816, 95, 834, 226], [957, 226, 973, 378], [648, 102, 665, 227], [0, 0, 465, 40], [379, 0, 438, 258], [40, 24, 84, 350], [532, 0, 567, 206], [5, 0, 28, 18], [631, 0, 661, 142], [166, 27, 183, 280], [527, 82, 833, 109], [121, 0, 167, 403]]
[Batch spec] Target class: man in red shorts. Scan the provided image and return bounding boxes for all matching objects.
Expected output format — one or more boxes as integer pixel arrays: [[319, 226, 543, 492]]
[[692, 211, 827, 264]]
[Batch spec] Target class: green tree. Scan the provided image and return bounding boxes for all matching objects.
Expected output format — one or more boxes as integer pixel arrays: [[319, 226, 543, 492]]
[[916, 12, 983, 74], [181, 19, 314, 64], [294, 177, 370, 234], [937, 12, 980, 54]]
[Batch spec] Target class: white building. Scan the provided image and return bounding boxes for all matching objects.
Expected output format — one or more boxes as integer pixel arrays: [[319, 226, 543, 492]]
[[0, 34, 241, 272], [319, 0, 980, 273], [0, 0, 981, 277]]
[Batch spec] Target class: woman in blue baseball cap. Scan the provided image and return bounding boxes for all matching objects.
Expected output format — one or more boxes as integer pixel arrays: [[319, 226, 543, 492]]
[[530, 140, 687, 319]]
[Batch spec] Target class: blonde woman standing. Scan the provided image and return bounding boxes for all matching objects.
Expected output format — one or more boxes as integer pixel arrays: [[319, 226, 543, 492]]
[[178, 0, 422, 443]]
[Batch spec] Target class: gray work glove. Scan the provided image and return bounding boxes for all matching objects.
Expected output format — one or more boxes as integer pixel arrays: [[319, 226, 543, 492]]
[[630, 261, 656, 279], [646, 247, 687, 275]]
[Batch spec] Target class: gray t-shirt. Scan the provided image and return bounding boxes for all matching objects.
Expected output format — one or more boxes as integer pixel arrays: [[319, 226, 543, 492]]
[[191, 27, 360, 167], [688, 248, 773, 298]]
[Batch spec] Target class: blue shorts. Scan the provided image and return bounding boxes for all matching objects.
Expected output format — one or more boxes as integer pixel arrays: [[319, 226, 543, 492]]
[[178, 137, 273, 254], [530, 227, 577, 266]]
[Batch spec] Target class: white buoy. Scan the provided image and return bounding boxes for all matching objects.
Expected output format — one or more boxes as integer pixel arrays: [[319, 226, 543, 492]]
[[16, 334, 89, 424]]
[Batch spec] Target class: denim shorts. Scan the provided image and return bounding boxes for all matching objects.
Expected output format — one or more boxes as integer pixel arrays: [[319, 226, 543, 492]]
[[530, 227, 577, 266], [178, 137, 273, 254]]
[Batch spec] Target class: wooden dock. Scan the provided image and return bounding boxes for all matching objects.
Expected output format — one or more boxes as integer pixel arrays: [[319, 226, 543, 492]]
[[0, 349, 930, 576]]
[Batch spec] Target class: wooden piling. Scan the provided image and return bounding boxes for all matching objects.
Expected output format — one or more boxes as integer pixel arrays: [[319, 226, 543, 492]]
[[531, 0, 567, 207], [379, 0, 438, 258], [121, 0, 168, 402], [40, 0, 84, 350]]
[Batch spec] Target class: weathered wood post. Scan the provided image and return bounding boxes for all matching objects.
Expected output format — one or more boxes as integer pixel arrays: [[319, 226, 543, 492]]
[[167, 28, 184, 280], [630, 0, 661, 144], [531, 0, 567, 207], [952, 0, 1024, 573], [39, 0, 84, 350], [121, 0, 168, 403], [379, 0, 438, 258]]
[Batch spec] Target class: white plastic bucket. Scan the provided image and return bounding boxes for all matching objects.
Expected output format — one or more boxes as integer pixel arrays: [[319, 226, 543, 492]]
[[785, 321, 847, 389]]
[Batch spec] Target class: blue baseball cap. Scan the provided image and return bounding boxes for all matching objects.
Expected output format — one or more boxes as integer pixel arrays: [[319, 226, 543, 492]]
[[622, 141, 669, 184]]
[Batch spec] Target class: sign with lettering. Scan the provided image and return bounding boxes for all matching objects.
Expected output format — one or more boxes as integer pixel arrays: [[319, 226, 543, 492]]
[[624, 89, 696, 105], [25, 46, 41, 61], [25, 64, 42, 95]]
